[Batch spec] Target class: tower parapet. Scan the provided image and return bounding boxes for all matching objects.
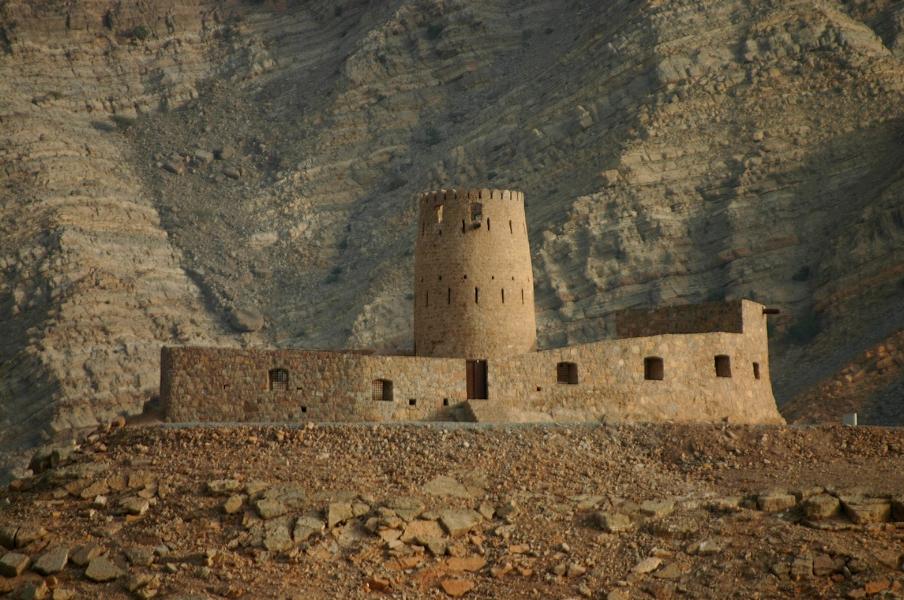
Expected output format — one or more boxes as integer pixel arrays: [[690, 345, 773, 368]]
[[413, 188, 537, 359]]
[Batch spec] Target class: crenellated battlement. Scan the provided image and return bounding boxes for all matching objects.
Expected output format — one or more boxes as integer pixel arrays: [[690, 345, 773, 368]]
[[419, 188, 525, 204]]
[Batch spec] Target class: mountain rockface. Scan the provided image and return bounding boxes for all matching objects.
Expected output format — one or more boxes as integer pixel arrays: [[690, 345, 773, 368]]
[[1, 0, 903, 453]]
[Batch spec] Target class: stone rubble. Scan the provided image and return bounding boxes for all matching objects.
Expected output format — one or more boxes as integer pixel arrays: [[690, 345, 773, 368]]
[[0, 424, 901, 597]]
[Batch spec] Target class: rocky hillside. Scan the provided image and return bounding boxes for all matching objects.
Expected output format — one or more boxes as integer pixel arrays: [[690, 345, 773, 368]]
[[1, 0, 903, 452]]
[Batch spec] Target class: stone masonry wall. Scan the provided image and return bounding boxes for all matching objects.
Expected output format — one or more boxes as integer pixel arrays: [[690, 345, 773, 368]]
[[481, 300, 781, 423], [414, 189, 537, 359], [162, 301, 783, 425], [489, 335, 779, 423], [161, 348, 468, 423], [614, 299, 747, 337]]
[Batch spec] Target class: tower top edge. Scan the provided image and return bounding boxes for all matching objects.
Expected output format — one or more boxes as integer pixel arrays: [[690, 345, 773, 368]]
[[418, 188, 525, 203]]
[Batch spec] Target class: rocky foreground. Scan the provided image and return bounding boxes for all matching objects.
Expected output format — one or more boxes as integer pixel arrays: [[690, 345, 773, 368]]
[[3, 0, 904, 454], [0, 423, 903, 599]]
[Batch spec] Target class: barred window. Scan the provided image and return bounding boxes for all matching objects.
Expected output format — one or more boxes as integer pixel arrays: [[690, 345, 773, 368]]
[[268, 368, 289, 391], [372, 379, 393, 402]]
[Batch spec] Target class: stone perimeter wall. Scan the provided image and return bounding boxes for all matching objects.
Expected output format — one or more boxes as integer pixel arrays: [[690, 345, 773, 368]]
[[414, 188, 537, 359], [162, 300, 783, 425], [161, 348, 468, 423]]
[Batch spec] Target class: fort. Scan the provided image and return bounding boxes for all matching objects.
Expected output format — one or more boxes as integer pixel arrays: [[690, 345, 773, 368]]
[[160, 188, 784, 425]]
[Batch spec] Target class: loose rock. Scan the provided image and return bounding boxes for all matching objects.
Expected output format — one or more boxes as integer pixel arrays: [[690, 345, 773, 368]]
[[85, 555, 123, 582], [594, 512, 634, 533], [440, 509, 482, 538], [32, 546, 68, 575], [0, 552, 29, 577]]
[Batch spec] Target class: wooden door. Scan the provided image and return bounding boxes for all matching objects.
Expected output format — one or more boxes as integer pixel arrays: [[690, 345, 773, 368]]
[[466, 360, 488, 400]]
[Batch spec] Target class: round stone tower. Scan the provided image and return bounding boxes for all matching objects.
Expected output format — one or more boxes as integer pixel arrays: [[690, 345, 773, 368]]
[[414, 188, 537, 359]]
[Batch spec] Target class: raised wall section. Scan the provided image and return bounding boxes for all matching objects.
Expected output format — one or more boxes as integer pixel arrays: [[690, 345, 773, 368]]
[[413, 188, 537, 359], [614, 299, 747, 337], [162, 302, 782, 425], [485, 301, 780, 423]]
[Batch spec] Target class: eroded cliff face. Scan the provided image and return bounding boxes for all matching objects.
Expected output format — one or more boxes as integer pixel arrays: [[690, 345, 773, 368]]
[[1, 0, 903, 451]]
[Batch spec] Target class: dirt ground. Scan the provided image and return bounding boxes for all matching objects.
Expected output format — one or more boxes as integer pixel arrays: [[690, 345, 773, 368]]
[[1, 422, 903, 599]]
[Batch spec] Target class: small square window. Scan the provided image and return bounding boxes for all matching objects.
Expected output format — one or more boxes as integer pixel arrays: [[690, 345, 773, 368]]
[[556, 362, 578, 384], [408, 398, 417, 406], [269, 368, 289, 391], [372, 379, 393, 401]]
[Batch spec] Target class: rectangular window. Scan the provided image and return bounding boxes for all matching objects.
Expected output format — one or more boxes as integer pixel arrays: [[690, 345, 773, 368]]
[[644, 357, 664, 381], [475, 287, 479, 303], [372, 379, 393, 401], [753, 362, 761, 380], [268, 368, 289, 391], [501, 288, 505, 303], [469, 202, 483, 222], [556, 362, 578, 384], [715, 355, 732, 378]]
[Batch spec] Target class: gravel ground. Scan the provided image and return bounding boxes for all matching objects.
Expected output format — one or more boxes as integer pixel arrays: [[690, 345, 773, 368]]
[[1, 423, 903, 599]]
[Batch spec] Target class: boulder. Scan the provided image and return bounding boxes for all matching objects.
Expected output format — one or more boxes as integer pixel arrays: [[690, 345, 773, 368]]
[[206, 479, 241, 495], [84, 555, 123, 582], [255, 499, 287, 520], [801, 494, 840, 520], [223, 495, 244, 514], [124, 546, 154, 567], [293, 516, 324, 543], [385, 496, 425, 521], [423, 476, 471, 499], [32, 546, 69, 575], [594, 512, 633, 533], [439, 509, 482, 538], [757, 492, 797, 512], [119, 496, 150, 516], [0, 527, 17, 550], [328, 502, 355, 528], [440, 578, 475, 597], [632, 557, 662, 574], [447, 556, 486, 572], [262, 520, 293, 553], [70, 544, 104, 567], [0, 552, 29, 577], [841, 497, 891, 524], [401, 519, 445, 544], [640, 500, 674, 519]]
